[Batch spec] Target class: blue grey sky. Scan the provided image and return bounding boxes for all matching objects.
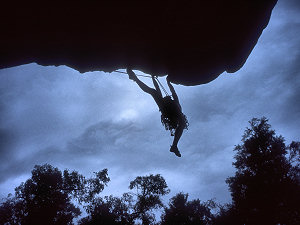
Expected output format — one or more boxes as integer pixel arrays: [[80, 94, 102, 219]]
[[0, 0, 299, 207]]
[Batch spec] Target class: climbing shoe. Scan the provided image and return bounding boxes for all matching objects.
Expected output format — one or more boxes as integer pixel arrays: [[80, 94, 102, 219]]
[[170, 145, 181, 157]]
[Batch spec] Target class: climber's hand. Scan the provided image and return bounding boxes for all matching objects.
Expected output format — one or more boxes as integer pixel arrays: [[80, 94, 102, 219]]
[[127, 68, 137, 81]]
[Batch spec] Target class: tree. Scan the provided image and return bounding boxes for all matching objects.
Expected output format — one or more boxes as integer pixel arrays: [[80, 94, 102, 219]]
[[80, 174, 170, 225], [79, 193, 134, 225], [0, 164, 110, 225], [212, 202, 246, 225], [0, 194, 24, 225], [161, 192, 215, 225], [129, 174, 170, 225], [226, 117, 300, 224]]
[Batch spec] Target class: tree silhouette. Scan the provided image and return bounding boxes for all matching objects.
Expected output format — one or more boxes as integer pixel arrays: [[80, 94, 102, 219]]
[[129, 174, 170, 225], [0, 194, 24, 225], [211, 203, 237, 225], [79, 174, 170, 225], [0, 164, 109, 225], [161, 192, 215, 225], [1, 118, 299, 225], [226, 117, 300, 225], [79, 194, 134, 225]]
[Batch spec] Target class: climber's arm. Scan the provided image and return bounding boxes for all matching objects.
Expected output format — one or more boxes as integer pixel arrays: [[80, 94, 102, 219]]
[[127, 68, 156, 96]]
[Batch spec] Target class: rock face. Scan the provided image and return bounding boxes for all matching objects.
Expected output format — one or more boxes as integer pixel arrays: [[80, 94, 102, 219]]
[[0, 0, 277, 85]]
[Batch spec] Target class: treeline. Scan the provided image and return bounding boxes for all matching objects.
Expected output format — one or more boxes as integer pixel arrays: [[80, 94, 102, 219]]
[[0, 118, 299, 225]]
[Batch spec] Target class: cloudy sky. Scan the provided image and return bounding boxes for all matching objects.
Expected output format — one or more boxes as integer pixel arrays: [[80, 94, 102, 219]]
[[0, 0, 299, 207]]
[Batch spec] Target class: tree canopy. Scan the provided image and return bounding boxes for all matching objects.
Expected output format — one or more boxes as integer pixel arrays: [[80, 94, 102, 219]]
[[129, 174, 170, 225], [0, 164, 109, 225], [226, 117, 300, 225], [1, 117, 299, 225], [79, 194, 134, 225], [161, 192, 215, 225]]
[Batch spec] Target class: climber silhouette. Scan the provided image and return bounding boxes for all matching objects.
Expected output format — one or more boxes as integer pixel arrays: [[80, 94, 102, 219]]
[[127, 68, 188, 157]]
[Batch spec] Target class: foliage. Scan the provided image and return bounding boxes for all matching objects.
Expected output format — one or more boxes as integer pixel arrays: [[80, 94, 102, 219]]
[[81, 174, 170, 225], [63, 168, 110, 203], [0, 194, 24, 225], [129, 174, 170, 225], [1, 117, 299, 225], [161, 192, 215, 225], [226, 117, 300, 225], [79, 193, 134, 225], [0, 164, 109, 225]]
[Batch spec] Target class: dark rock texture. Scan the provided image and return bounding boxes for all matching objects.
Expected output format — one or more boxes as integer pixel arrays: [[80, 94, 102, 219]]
[[0, 0, 278, 85]]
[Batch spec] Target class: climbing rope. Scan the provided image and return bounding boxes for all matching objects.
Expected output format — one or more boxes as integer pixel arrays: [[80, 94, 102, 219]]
[[154, 77, 170, 96], [114, 70, 152, 78]]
